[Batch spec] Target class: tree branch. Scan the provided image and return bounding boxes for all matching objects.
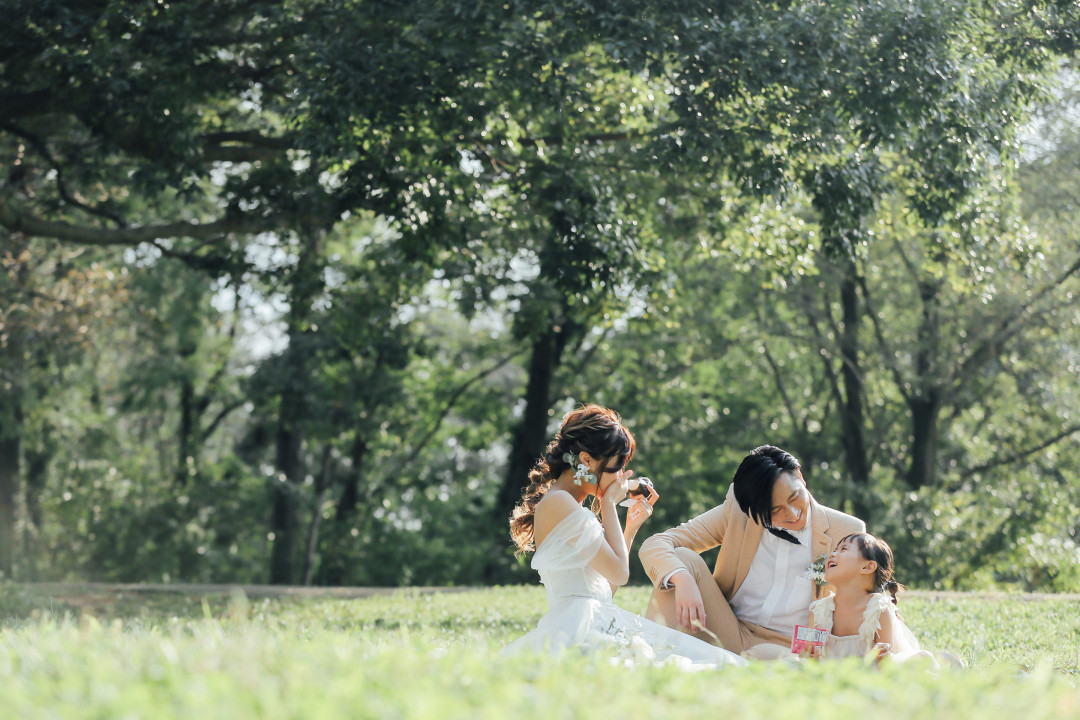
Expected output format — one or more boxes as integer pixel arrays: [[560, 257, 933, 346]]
[[201, 399, 247, 442], [960, 423, 1080, 478], [197, 277, 243, 417], [0, 199, 282, 244], [0, 90, 58, 120], [799, 283, 847, 423], [2, 121, 130, 227], [201, 131, 295, 163], [518, 131, 647, 147], [952, 251, 1080, 395], [855, 272, 912, 405], [201, 146, 282, 163], [751, 290, 804, 435], [202, 130, 293, 149], [402, 350, 524, 467], [564, 324, 612, 379], [466, 130, 650, 170]]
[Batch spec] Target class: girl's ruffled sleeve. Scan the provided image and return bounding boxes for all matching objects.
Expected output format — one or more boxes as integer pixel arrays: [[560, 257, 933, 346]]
[[886, 603, 924, 656], [808, 592, 835, 632], [858, 593, 893, 649]]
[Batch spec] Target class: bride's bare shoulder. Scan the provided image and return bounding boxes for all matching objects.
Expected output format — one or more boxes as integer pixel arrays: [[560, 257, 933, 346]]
[[533, 490, 583, 546]]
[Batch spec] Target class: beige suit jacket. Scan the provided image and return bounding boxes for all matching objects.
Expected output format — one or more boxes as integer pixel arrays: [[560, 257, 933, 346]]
[[639, 484, 866, 602]]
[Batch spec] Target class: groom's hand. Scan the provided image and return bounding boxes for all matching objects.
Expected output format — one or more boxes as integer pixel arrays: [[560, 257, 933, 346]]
[[669, 571, 706, 634]]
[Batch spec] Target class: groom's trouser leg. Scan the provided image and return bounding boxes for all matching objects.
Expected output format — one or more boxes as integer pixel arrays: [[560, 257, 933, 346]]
[[644, 547, 787, 654], [644, 547, 749, 652]]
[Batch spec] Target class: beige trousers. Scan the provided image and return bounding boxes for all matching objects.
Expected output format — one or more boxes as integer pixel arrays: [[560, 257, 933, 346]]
[[644, 546, 790, 654]]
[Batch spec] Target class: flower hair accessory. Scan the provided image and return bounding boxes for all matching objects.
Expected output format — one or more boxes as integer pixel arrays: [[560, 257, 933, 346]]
[[563, 452, 597, 486]]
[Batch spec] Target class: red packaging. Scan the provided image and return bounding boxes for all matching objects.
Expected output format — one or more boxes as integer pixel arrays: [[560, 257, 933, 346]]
[[790, 625, 828, 654]]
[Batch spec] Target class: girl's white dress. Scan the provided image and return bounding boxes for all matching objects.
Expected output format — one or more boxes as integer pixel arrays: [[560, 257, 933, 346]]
[[808, 592, 936, 665], [504, 505, 747, 669]]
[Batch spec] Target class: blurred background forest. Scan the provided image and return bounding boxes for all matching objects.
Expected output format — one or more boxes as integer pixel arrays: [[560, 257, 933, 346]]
[[2, 0, 1080, 590]]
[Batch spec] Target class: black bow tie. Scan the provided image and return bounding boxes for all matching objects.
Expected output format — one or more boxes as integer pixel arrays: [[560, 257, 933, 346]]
[[767, 526, 801, 545]]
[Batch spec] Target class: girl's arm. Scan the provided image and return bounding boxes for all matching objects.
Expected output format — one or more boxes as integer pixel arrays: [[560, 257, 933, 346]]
[[802, 607, 823, 659], [873, 606, 896, 661]]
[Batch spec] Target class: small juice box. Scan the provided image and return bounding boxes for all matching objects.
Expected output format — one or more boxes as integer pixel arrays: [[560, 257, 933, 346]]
[[790, 625, 828, 654]]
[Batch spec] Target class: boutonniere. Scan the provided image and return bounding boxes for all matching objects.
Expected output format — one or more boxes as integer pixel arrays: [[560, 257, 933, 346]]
[[804, 554, 828, 585]]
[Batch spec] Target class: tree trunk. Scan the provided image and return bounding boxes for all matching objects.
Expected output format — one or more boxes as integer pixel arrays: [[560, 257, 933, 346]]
[[335, 434, 368, 524], [301, 444, 333, 586], [320, 433, 368, 586], [838, 267, 870, 520], [269, 230, 324, 585], [176, 358, 195, 486], [907, 394, 941, 489], [269, 392, 303, 583], [0, 397, 21, 579], [23, 434, 49, 533], [485, 322, 574, 582], [495, 325, 567, 527], [906, 277, 943, 489], [22, 423, 52, 580]]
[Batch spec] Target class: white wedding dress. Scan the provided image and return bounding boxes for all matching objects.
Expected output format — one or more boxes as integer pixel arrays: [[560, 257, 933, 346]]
[[504, 504, 748, 669]]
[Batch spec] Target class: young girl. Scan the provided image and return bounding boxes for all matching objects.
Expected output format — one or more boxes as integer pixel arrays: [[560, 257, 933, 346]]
[[503, 404, 746, 669], [808, 533, 936, 665]]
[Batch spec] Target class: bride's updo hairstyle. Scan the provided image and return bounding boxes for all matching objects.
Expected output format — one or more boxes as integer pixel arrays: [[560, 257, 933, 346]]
[[509, 404, 635, 556], [839, 532, 906, 605]]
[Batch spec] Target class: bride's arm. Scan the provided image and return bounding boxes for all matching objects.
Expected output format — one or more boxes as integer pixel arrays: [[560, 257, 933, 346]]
[[590, 492, 631, 590], [622, 488, 657, 548], [606, 509, 648, 598], [533, 489, 630, 591], [589, 472, 641, 594]]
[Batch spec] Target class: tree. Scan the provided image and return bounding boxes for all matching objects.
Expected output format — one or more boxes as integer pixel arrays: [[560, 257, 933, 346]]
[[0, 237, 127, 578], [5, 0, 1080, 589], [1, 0, 514, 582]]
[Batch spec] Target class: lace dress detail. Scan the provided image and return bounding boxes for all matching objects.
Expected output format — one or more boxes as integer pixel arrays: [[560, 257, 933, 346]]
[[808, 592, 932, 664], [504, 505, 747, 669]]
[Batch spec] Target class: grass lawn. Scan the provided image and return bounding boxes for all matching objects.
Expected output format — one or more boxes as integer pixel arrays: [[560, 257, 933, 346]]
[[1, 584, 1078, 719]]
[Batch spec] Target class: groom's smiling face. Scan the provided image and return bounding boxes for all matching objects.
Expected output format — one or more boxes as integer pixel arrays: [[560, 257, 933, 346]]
[[769, 472, 810, 531]]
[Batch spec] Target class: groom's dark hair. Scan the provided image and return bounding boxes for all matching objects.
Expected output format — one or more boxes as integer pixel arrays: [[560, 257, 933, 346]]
[[732, 445, 802, 527]]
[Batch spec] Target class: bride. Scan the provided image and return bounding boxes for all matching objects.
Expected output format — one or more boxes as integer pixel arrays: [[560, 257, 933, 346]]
[[505, 404, 747, 669]]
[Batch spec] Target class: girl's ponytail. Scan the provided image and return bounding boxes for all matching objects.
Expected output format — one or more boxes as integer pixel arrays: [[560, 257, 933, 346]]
[[883, 579, 905, 606]]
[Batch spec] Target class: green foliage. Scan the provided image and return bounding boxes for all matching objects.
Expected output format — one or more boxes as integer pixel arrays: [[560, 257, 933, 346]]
[[4, 2, 1080, 590], [41, 454, 270, 584]]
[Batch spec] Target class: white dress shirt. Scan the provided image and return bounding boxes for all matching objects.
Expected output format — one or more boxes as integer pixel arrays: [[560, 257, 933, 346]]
[[727, 505, 813, 634]]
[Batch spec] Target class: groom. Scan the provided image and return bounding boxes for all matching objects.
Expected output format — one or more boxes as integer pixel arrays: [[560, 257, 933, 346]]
[[639, 445, 865, 655]]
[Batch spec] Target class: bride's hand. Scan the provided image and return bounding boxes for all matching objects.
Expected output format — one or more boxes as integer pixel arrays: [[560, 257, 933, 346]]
[[599, 469, 632, 505], [624, 483, 659, 532]]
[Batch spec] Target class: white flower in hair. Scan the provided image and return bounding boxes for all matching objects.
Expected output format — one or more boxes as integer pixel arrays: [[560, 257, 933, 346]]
[[564, 452, 597, 486]]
